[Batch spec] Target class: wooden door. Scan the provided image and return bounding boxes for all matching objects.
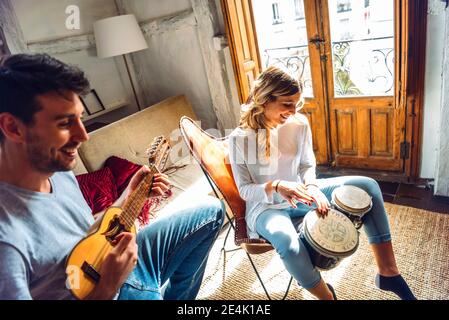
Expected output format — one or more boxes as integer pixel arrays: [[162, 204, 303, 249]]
[[221, 0, 262, 103], [319, 0, 406, 171], [223, 0, 418, 174]]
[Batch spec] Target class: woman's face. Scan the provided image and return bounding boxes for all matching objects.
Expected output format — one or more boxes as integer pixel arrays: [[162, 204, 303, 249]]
[[263, 92, 302, 127]]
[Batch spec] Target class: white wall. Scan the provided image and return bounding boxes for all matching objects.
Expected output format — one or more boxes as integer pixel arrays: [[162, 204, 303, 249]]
[[123, 0, 191, 21], [11, 0, 117, 42], [11, 0, 140, 123], [421, 1, 446, 179], [434, 6, 449, 196], [122, 0, 219, 129]]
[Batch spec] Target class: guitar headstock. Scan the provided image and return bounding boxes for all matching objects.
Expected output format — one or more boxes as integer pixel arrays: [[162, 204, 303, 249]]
[[146, 135, 170, 172]]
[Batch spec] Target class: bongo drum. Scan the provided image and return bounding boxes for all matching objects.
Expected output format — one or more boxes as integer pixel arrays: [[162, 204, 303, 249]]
[[331, 185, 372, 229], [299, 209, 359, 271]]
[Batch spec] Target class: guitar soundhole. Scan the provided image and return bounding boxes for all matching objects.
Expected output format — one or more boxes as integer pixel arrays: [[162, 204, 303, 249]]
[[102, 215, 127, 243]]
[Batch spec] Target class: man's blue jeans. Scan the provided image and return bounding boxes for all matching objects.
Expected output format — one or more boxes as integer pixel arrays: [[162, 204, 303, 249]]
[[118, 196, 224, 300], [255, 176, 391, 289]]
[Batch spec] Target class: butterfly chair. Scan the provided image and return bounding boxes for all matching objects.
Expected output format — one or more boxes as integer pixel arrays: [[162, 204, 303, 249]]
[[179, 116, 294, 300]]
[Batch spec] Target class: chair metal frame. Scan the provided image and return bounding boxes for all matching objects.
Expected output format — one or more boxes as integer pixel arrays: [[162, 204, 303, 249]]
[[179, 116, 293, 300]]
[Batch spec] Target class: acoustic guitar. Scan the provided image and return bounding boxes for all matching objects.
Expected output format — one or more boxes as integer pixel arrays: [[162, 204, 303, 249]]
[[65, 135, 170, 300]]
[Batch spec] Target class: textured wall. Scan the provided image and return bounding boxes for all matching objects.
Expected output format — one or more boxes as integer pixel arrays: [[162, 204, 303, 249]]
[[435, 6, 449, 196], [421, 2, 445, 178], [7, 0, 140, 123], [117, 0, 239, 130], [118, 0, 218, 129]]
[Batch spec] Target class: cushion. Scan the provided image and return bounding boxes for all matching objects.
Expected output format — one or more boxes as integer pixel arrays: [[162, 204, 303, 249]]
[[76, 167, 118, 214], [103, 156, 173, 228], [104, 156, 142, 195]]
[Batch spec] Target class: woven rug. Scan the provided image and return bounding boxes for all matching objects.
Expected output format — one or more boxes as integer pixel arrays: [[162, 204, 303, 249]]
[[197, 203, 449, 300]]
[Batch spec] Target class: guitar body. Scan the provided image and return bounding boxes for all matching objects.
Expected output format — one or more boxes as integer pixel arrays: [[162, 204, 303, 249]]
[[66, 207, 136, 300]]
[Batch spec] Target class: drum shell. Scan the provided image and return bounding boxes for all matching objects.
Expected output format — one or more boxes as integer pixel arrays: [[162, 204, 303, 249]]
[[331, 188, 373, 229], [299, 230, 341, 271], [298, 209, 360, 271], [330, 202, 368, 229]]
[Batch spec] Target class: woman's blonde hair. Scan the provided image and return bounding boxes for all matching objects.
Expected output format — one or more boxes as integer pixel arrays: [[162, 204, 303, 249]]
[[239, 66, 303, 158]]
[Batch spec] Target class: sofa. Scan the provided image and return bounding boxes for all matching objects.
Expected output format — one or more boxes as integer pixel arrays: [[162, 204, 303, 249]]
[[73, 95, 217, 218]]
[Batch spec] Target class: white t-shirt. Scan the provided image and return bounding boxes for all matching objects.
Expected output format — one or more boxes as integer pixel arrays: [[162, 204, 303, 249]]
[[228, 114, 316, 239]]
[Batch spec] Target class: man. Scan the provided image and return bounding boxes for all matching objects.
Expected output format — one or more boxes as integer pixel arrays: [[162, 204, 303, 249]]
[[0, 53, 224, 300]]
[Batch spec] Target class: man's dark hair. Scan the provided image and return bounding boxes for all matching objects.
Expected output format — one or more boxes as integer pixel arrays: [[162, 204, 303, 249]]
[[0, 53, 90, 142]]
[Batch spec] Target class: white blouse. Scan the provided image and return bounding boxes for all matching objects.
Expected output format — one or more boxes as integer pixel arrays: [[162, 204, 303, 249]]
[[228, 114, 317, 239]]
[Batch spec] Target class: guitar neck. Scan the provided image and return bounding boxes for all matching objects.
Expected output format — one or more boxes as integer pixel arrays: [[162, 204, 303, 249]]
[[120, 166, 158, 230]]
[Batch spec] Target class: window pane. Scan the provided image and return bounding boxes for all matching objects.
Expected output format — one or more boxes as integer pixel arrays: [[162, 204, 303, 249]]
[[329, 0, 395, 97], [252, 0, 314, 97]]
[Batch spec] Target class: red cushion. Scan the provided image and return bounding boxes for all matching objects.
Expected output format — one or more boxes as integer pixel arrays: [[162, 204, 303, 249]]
[[76, 167, 118, 214], [78, 156, 173, 227], [104, 156, 142, 195], [103, 156, 173, 228]]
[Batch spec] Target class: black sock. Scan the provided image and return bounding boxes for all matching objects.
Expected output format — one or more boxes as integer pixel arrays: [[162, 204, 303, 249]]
[[375, 274, 417, 300], [327, 283, 337, 300]]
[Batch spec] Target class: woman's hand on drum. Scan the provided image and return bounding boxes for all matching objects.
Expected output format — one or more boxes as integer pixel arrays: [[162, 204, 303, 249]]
[[305, 185, 331, 217], [276, 181, 314, 208]]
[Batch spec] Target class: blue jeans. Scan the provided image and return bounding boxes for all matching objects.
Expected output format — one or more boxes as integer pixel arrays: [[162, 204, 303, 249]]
[[255, 176, 391, 289], [118, 196, 224, 300]]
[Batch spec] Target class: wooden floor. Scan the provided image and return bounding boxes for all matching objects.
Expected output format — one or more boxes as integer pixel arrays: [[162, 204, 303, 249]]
[[198, 201, 449, 300], [317, 169, 449, 214], [377, 181, 449, 214]]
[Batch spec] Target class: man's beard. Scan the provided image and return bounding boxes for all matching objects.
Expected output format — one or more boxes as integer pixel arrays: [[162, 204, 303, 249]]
[[26, 133, 76, 173]]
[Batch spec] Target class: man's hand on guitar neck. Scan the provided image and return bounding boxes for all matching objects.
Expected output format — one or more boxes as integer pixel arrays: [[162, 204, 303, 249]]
[[86, 232, 138, 300], [119, 166, 171, 208]]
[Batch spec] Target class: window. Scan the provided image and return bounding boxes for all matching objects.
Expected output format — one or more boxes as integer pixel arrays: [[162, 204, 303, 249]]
[[337, 0, 352, 13], [294, 0, 305, 20], [272, 2, 283, 24]]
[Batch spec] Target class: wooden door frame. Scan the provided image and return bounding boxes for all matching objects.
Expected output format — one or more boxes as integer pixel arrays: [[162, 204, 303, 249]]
[[403, 0, 427, 181], [222, 0, 427, 182], [221, 0, 262, 104]]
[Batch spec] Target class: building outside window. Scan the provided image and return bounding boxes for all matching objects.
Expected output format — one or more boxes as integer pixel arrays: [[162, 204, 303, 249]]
[[337, 0, 352, 13], [294, 0, 305, 20], [272, 2, 283, 24]]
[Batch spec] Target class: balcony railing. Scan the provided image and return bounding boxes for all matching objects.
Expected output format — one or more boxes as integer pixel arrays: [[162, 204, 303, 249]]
[[264, 36, 394, 96]]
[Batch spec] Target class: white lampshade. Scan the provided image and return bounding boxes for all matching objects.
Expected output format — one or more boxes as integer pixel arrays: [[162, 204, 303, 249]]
[[94, 14, 148, 58]]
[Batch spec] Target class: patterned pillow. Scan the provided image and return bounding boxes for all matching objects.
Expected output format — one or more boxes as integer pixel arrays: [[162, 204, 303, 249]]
[[76, 167, 118, 214], [104, 156, 141, 195], [104, 156, 173, 228]]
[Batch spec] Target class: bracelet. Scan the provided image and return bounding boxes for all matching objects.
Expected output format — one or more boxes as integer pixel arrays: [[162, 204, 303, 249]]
[[274, 180, 281, 193]]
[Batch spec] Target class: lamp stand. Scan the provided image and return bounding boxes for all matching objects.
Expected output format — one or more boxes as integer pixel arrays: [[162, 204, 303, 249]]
[[123, 54, 142, 111]]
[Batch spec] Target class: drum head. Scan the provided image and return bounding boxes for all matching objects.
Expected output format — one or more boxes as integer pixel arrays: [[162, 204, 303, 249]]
[[332, 185, 372, 214], [303, 209, 359, 257]]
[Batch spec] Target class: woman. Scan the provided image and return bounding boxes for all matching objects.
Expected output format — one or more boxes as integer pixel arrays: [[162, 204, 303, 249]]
[[228, 66, 416, 300]]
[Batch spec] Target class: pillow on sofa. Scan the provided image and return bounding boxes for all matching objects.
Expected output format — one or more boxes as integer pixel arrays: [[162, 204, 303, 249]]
[[76, 167, 118, 214], [104, 156, 142, 195], [104, 156, 173, 228]]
